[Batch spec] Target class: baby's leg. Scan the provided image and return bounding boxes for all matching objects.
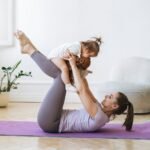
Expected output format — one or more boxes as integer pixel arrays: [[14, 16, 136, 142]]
[[51, 58, 77, 92], [51, 58, 71, 84]]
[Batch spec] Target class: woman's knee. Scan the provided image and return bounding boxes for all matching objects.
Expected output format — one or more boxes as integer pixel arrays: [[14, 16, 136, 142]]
[[41, 126, 58, 133], [37, 115, 59, 133]]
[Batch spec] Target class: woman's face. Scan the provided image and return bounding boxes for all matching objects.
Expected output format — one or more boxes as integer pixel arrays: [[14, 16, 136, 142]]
[[101, 92, 119, 111]]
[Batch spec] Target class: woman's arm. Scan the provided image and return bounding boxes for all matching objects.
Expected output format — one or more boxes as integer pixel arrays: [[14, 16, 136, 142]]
[[66, 54, 98, 117]]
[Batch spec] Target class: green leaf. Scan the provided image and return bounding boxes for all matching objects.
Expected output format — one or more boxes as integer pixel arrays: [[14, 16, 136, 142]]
[[12, 82, 19, 85], [7, 67, 12, 70], [13, 87, 18, 89], [11, 60, 22, 74], [2, 87, 7, 92], [0, 60, 33, 92], [1, 67, 6, 70]]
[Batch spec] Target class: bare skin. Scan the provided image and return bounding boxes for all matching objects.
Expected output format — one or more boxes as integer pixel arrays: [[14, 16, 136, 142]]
[[14, 31, 119, 118], [65, 53, 119, 117], [14, 30, 37, 55]]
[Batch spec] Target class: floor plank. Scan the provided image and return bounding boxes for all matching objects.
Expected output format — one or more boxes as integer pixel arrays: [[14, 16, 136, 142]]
[[0, 102, 150, 150]]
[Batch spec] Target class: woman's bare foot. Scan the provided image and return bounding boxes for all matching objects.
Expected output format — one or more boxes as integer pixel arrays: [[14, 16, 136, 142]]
[[14, 30, 37, 55]]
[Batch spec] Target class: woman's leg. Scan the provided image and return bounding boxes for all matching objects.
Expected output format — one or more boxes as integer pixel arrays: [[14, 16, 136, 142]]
[[37, 75, 66, 133], [31, 51, 66, 132], [15, 30, 66, 132], [15, 30, 61, 78], [31, 51, 60, 78]]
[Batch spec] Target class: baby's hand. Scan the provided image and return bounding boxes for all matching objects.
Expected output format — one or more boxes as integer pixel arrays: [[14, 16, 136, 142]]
[[63, 51, 76, 66], [63, 49, 71, 59]]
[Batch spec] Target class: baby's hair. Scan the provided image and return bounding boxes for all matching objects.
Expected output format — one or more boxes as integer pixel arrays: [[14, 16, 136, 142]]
[[91, 37, 102, 45], [81, 36, 102, 56]]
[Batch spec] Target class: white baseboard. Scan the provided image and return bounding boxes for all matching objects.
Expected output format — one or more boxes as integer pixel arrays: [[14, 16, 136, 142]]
[[9, 82, 82, 103]]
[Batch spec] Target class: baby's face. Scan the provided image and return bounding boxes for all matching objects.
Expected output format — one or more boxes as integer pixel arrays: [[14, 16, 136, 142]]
[[82, 48, 97, 58]]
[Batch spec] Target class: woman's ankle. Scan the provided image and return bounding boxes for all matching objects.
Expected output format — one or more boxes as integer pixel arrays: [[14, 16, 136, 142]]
[[28, 48, 37, 56]]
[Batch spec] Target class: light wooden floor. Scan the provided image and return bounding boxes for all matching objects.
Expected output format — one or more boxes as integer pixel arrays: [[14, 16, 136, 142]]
[[0, 102, 150, 150]]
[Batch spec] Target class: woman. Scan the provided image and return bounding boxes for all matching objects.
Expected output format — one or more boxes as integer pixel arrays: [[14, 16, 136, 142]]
[[15, 31, 134, 133]]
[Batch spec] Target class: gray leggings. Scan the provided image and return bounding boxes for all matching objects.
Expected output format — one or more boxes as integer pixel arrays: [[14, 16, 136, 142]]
[[31, 51, 66, 133]]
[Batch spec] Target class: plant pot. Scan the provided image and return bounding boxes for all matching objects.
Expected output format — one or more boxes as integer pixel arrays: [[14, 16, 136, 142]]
[[0, 92, 9, 107]]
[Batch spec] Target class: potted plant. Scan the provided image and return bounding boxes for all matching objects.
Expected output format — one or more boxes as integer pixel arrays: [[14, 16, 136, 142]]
[[0, 60, 32, 107]]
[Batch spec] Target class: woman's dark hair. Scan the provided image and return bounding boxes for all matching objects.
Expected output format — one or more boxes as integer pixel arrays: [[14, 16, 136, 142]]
[[113, 92, 134, 131], [81, 37, 102, 56]]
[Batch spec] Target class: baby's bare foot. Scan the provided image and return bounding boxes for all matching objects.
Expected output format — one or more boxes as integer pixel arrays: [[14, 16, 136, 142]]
[[14, 30, 37, 55]]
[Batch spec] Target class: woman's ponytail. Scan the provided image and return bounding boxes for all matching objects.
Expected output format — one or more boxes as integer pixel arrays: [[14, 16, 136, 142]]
[[123, 102, 134, 131]]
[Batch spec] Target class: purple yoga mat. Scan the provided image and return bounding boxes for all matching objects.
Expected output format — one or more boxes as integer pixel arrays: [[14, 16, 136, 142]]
[[0, 121, 150, 139]]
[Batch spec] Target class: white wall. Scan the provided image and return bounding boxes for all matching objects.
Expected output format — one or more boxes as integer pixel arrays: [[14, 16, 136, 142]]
[[0, 0, 150, 102]]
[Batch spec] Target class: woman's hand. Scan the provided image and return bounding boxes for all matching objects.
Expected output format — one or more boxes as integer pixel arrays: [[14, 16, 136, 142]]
[[63, 50, 77, 67]]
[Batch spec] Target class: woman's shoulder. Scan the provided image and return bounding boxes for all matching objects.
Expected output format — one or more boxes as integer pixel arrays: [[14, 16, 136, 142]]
[[93, 101, 109, 122]]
